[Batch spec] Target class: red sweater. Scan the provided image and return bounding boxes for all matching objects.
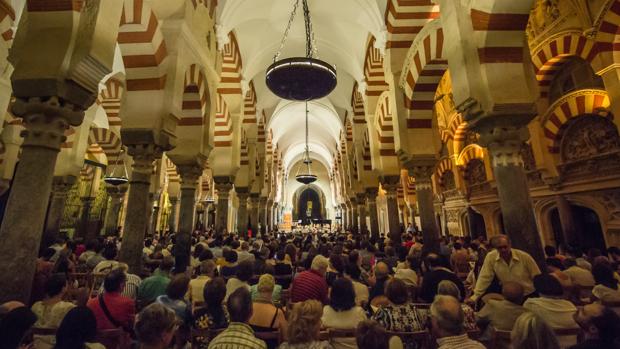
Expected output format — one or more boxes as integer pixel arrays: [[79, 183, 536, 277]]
[[87, 292, 135, 330], [290, 270, 328, 304]]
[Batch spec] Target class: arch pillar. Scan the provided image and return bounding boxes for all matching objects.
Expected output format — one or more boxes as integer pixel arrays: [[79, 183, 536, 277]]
[[174, 163, 204, 272], [366, 188, 380, 240], [42, 175, 77, 248], [259, 196, 267, 233], [168, 196, 179, 233], [350, 197, 359, 234], [250, 193, 260, 234], [213, 176, 234, 233], [380, 175, 402, 243], [236, 187, 249, 238], [356, 193, 368, 235], [103, 184, 128, 237]]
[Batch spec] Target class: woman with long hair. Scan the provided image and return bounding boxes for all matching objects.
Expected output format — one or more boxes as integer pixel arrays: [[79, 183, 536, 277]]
[[279, 300, 333, 349]]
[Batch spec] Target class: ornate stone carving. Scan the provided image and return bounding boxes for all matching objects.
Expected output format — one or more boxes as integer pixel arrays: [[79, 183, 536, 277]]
[[463, 131, 479, 148], [561, 116, 620, 162], [527, 0, 561, 39], [465, 159, 487, 187], [441, 171, 456, 192], [445, 209, 460, 224]]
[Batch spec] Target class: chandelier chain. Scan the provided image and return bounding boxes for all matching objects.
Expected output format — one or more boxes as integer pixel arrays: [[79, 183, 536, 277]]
[[273, 0, 300, 62]]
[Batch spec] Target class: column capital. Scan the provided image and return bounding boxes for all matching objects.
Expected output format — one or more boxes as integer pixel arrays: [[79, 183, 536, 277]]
[[126, 144, 165, 176], [169, 196, 179, 204], [51, 175, 77, 195], [355, 193, 366, 203], [15, 97, 80, 151], [177, 164, 204, 189], [365, 187, 379, 197], [400, 154, 436, 183], [236, 186, 250, 200], [477, 123, 529, 167], [105, 183, 128, 198]]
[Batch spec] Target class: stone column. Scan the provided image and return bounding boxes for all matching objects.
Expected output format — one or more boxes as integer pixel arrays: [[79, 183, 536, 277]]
[[380, 176, 402, 243], [356, 193, 368, 235], [407, 160, 440, 254], [350, 198, 359, 234], [266, 199, 273, 232], [477, 123, 546, 267], [168, 196, 179, 233], [250, 194, 260, 233], [118, 145, 162, 275], [78, 196, 94, 240], [42, 176, 77, 248], [0, 97, 79, 303], [366, 188, 380, 240], [556, 195, 578, 247], [236, 187, 250, 239], [174, 165, 202, 273], [150, 203, 160, 236], [213, 176, 234, 233], [103, 184, 128, 236], [259, 196, 267, 233]]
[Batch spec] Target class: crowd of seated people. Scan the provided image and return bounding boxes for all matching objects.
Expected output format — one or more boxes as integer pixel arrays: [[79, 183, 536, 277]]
[[4, 229, 620, 348]]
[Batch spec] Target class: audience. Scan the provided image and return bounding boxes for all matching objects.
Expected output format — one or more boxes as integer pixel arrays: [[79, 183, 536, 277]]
[[290, 255, 329, 304], [0, 305, 37, 349], [135, 303, 179, 349], [523, 273, 578, 329], [226, 260, 254, 300], [248, 274, 287, 349], [394, 254, 418, 287], [156, 274, 192, 325], [137, 256, 173, 305], [436, 280, 476, 331], [208, 287, 267, 349], [372, 278, 427, 332], [369, 261, 390, 302], [592, 263, 620, 302], [321, 278, 367, 349], [279, 300, 332, 349], [31, 274, 76, 349], [54, 306, 103, 349], [571, 303, 620, 349], [343, 263, 369, 306], [420, 253, 465, 303], [563, 258, 595, 287], [189, 260, 216, 306], [86, 269, 135, 333], [429, 295, 485, 348], [510, 312, 560, 349], [476, 281, 526, 336], [356, 320, 402, 349]]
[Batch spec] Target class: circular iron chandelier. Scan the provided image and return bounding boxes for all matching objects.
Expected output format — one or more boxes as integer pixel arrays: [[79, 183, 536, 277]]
[[266, 0, 337, 101], [295, 102, 317, 185], [103, 149, 129, 186]]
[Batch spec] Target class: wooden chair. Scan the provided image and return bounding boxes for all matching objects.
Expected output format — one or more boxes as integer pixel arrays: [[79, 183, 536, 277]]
[[68, 272, 91, 289], [327, 328, 357, 348], [90, 272, 107, 297], [489, 328, 511, 349], [95, 328, 125, 349]]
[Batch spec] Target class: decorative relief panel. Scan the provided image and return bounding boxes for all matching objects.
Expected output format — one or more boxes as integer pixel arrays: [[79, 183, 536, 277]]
[[465, 159, 487, 187]]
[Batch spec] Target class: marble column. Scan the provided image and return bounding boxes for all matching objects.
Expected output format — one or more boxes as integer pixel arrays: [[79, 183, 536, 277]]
[[236, 187, 249, 239], [477, 123, 546, 267], [174, 165, 202, 273], [259, 197, 267, 233], [0, 97, 78, 303], [103, 184, 128, 236], [167, 196, 179, 233], [250, 194, 260, 234], [78, 196, 95, 240], [118, 145, 162, 275], [42, 176, 77, 248], [365, 188, 380, 240], [556, 195, 578, 247], [380, 176, 402, 243], [356, 193, 368, 236], [272, 202, 279, 229], [213, 176, 234, 233], [407, 160, 440, 254], [350, 198, 359, 234], [266, 199, 273, 232]]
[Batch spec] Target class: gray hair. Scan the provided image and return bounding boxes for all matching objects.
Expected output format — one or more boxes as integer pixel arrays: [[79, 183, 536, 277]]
[[311, 255, 329, 271], [437, 280, 461, 300], [430, 295, 464, 336]]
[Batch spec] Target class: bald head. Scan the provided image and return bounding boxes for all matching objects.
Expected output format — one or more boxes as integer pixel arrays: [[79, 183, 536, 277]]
[[502, 282, 524, 305], [431, 295, 464, 336], [375, 262, 389, 279]]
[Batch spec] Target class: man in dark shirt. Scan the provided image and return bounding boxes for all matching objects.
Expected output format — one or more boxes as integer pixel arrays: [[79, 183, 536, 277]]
[[419, 253, 465, 303]]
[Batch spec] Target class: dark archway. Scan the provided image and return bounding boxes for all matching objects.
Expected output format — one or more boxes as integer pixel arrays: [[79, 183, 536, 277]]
[[550, 205, 606, 252], [466, 207, 487, 239], [296, 188, 323, 224]]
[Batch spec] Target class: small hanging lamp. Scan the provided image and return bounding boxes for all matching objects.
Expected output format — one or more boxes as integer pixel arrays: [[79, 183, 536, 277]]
[[266, 0, 337, 101], [103, 148, 129, 186], [295, 102, 317, 185]]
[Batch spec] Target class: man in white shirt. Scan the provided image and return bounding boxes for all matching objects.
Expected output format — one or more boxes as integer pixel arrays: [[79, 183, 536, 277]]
[[468, 235, 541, 303], [564, 258, 595, 286]]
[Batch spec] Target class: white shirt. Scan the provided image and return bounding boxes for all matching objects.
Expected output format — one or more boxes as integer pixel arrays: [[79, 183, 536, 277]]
[[321, 305, 367, 349], [523, 297, 578, 329], [472, 249, 541, 301]]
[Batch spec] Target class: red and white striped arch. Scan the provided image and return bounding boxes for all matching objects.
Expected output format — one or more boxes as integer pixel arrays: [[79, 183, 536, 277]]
[[266, 129, 273, 154], [80, 165, 95, 182], [384, 0, 440, 49], [62, 128, 76, 149], [434, 157, 453, 186], [165, 157, 180, 185], [240, 130, 249, 166], [449, 114, 469, 155], [0, 0, 14, 42], [362, 130, 372, 171], [351, 84, 366, 124], [541, 90, 611, 152], [364, 37, 389, 97], [179, 64, 209, 127], [456, 144, 485, 167], [243, 81, 257, 125], [257, 112, 266, 144], [214, 94, 232, 147], [218, 32, 242, 96], [401, 19, 447, 129], [530, 31, 598, 98], [88, 128, 123, 165], [98, 78, 124, 127], [375, 92, 396, 157], [118, 0, 168, 92], [596, 1, 620, 44]]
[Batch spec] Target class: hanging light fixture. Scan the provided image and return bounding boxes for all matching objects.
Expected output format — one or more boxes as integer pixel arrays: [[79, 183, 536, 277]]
[[103, 149, 129, 186], [266, 0, 337, 101], [296, 102, 318, 185]]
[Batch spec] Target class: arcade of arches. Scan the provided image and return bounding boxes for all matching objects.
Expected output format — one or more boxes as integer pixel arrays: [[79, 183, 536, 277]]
[[0, 0, 619, 303]]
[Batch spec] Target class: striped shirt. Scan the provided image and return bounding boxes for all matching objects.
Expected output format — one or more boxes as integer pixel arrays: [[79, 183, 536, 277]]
[[290, 270, 328, 304], [208, 322, 267, 349], [436, 334, 485, 349]]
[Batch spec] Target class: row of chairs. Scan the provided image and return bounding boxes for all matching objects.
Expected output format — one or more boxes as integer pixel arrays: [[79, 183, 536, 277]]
[[31, 327, 125, 349]]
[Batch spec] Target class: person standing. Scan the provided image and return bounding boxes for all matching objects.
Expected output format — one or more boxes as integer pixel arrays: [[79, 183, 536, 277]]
[[468, 235, 541, 304]]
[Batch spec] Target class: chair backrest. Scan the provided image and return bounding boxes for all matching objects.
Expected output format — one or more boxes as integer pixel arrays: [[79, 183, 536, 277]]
[[412, 303, 431, 309], [31, 327, 58, 336], [554, 327, 580, 348], [254, 330, 281, 341], [191, 328, 226, 347], [386, 330, 429, 347], [327, 328, 357, 339], [490, 328, 512, 349], [95, 328, 125, 349]]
